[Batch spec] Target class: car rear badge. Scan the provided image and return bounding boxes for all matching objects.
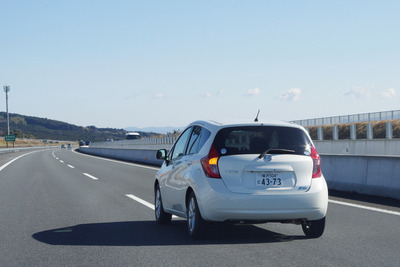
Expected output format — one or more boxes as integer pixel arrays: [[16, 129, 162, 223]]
[[220, 148, 227, 155], [263, 155, 272, 162]]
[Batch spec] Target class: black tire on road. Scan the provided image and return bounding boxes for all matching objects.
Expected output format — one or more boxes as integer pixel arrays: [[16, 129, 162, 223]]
[[154, 184, 172, 224], [187, 192, 207, 239], [302, 216, 326, 238]]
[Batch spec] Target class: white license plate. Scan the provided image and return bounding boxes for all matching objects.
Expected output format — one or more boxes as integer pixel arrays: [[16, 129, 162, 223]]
[[256, 172, 283, 187]]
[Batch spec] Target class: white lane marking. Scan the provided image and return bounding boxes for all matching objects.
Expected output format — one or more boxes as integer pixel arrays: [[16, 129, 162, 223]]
[[329, 199, 400, 216], [126, 194, 154, 210], [72, 149, 160, 171], [83, 173, 99, 180], [0, 150, 41, 172], [67, 165, 75, 169], [59, 160, 64, 163], [125, 194, 179, 219]]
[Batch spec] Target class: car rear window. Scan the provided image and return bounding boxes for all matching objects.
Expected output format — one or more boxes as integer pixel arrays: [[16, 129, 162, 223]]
[[213, 126, 312, 156]]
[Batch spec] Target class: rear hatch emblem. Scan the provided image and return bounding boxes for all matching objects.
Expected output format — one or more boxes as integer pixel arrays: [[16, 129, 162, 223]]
[[263, 155, 272, 162]]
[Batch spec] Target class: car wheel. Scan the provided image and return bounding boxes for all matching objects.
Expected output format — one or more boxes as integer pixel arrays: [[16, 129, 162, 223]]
[[154, 184, 172, 224], [302, 216, 325, 238], [187, 192, 207, 239]]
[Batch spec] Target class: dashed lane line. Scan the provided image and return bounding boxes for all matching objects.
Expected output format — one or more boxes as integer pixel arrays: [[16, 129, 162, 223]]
[[125, 194, 179, 219], [83, 173, 99, 180], [126, 194, 154, 210], [53, 151, 99, 181]]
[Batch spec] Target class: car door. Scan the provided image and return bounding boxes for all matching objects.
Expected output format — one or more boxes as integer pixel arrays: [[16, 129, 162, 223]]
[[161, 127, 193, 215]]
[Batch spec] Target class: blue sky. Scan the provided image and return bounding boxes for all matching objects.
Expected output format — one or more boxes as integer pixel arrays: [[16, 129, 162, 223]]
[[0, 0, 399, 129]]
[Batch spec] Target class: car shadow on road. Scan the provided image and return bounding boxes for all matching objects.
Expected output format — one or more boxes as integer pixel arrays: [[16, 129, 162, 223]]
[[32, 220, 307, 246]]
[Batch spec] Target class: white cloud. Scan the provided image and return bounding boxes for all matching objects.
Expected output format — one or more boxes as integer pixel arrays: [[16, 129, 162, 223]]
[[244, 87, 260, 96], [278, 88, 302, 101], [381, 88, 396, 98], [153, 93, 166, 99], [203, 89, 224, 98], [342, 87, 371, 99]]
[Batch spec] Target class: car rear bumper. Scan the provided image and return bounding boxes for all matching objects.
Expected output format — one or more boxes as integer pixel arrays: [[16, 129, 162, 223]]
[[195, 176, 328, 222]]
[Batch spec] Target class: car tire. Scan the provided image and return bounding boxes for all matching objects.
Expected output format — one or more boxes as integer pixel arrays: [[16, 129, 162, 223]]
[[154, 184, 172, 224], [187, 192, 207, 239], [302, 216, 326, 238]]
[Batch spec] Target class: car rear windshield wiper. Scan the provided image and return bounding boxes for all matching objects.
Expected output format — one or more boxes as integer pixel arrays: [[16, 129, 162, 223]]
[[258, 149, 296, 159]]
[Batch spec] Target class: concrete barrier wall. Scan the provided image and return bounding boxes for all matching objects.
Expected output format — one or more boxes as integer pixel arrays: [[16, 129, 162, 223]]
[[89, 139, 175, 150], [321, 154, 400, 200], [78, 146, 164, 166], [314, 139, 400, 156]]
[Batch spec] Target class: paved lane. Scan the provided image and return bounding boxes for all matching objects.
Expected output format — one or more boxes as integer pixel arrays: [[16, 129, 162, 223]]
[[0, 149, 399, 266]]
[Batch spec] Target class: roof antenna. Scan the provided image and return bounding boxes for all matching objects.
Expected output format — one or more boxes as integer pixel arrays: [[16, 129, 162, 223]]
[[254, 110, 260, 122]]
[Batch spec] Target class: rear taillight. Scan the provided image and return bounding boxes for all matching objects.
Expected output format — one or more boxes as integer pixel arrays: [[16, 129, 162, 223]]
[[201, 145, 221, 178], [311, 145, 321, 178]]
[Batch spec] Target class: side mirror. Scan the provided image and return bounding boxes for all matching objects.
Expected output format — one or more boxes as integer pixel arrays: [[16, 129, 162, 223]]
[[156, 149, 168, 160]]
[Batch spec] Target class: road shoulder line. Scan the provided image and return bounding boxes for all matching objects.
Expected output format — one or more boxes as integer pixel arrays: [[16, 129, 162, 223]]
[[0, 150, 41, 172], [329, 199, 400, 216]]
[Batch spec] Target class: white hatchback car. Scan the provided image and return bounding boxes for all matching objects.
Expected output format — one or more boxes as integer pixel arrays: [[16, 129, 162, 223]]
[[155, 120, 328, 239]]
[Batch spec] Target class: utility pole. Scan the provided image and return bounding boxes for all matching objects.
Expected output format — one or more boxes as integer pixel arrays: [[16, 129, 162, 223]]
[[3, 85, 10, 135]]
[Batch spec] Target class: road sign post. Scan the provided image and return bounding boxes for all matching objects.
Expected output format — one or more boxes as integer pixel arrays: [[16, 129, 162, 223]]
[[5, 135, 16, 148], [3, 86, 10, 136]]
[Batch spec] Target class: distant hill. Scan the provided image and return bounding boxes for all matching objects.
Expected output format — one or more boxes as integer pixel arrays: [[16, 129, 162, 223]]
[[125, 126, 183, 135], [0, 112, 159, 142]]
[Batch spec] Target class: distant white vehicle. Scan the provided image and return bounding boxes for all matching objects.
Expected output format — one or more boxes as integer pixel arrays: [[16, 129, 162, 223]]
[[126, 132, 140, 140]]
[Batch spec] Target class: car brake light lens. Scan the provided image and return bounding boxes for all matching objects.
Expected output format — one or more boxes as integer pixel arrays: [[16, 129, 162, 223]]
[[201, 145, 221, 178], [311, 145, 321, 178]]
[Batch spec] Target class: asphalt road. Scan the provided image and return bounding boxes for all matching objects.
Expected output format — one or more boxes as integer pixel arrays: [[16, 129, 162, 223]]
[[0, 149, 399, 266]]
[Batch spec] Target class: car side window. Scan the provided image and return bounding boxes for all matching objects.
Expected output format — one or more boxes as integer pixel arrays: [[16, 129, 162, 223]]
[[171, 127, 192, 160], [187, 126, 211, 155]]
